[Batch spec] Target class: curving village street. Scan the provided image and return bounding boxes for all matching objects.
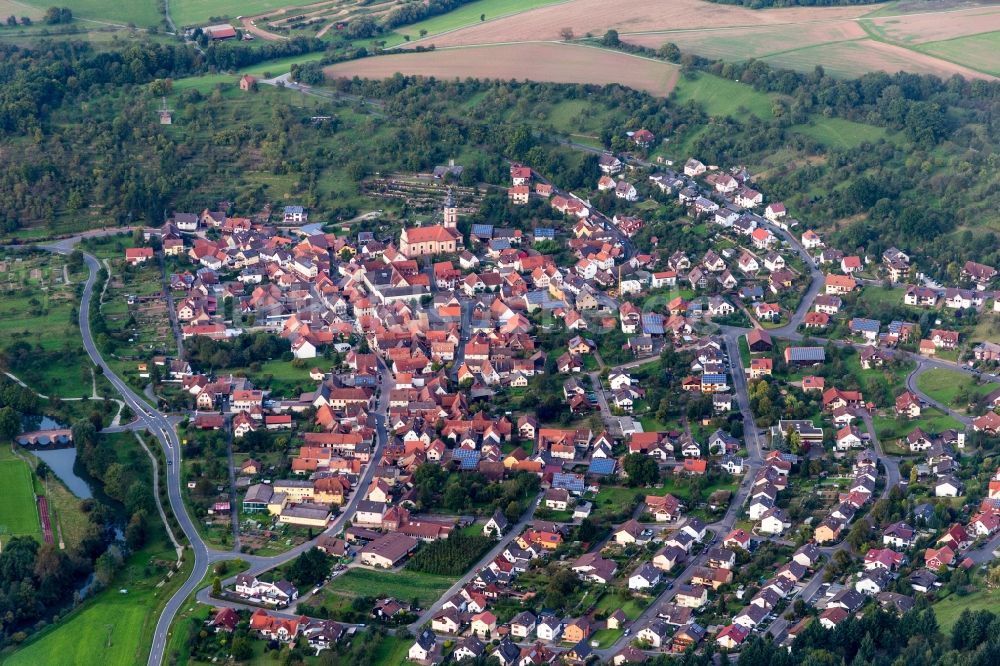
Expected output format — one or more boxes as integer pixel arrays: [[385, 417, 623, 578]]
[[24, 187, 1000, 665]]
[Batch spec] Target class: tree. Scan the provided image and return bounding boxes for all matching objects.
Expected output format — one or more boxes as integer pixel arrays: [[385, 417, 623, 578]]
[[480, 13, 485, 21], [622, 453, 660, 487], [0, 406, 19, 441], [559, 27, 573, 41], [287, 547, 331, 588], [602, 29, 620, 46], [212, 576, 222, 595], [231, 636, 253, 660]]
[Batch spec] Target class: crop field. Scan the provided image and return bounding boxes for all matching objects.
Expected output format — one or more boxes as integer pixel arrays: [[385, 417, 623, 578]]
[[326, 43, 679, 96], [624, 20, 867, 62], [0, 449, 41, 546], [862, 4, 1000, 45], [421, 0, 867, 47], [393, 0, 997, 81], [760, 37, 993, 80]]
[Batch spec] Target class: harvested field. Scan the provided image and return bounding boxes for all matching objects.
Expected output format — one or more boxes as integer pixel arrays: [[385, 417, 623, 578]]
[[761, 38, 995, 80], [862, 4, 1000, 44], [326, 43, 680, 95], [418, 0, 868, 48], [623, 20, 866, 61], [917, 30, 1000, 76], [410, 0, 996, 81]]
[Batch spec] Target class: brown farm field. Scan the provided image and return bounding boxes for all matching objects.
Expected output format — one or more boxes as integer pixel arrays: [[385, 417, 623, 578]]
[[417, 0, 868, 47], [326, 43, 680, 95], [397, 0, 997, 81], [862, 4, 1000, 44]]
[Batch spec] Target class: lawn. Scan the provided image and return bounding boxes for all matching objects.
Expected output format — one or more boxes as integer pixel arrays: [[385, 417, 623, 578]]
[[369, 634, 412, 666], [873, 407, 963, 442], [672, 72, 775, 119], [7, 593, 149, 666], [791, 117, 887, 149], [324, 567, 452, 606], [594, 590, 646, 620], [933, 587, 1000, 633], [0, 448, 41, 545], [916, 368, 996, 409]]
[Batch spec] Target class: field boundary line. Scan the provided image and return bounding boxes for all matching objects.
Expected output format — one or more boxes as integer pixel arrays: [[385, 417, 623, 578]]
[[402, 39, 683, 68], [750, 35, 870, 61], [906, 38, 1000, 77], [618, 15, 860, 38], [856, 18, 999, 79]]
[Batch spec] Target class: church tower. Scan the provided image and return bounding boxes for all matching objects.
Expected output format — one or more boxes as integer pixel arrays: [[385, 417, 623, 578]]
[[443, 188, 458, 228]]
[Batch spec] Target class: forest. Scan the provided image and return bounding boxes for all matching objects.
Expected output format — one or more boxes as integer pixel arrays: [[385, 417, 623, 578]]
[[0, 31, 997, 283]]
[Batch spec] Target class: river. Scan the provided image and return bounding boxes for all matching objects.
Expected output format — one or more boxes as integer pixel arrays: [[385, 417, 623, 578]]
[[31, 448, 93, 499]]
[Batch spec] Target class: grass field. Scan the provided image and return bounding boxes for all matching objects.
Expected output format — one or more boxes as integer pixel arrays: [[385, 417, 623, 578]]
[[0, 0, 44, 19], [622, 21, 866, 62], [761, 37, 993, 80], [915, 30, 1000, 76], [7, 593, 149, 666], [791, 117, 888, 149], [397, 0, 565, 42], [873, 406, 963, 442], [0, 448, 41, 545], [370, 634, 412, 666], [933, 587, 1000, 633], [170, 0, 299, 28], [19, 0, 163, 27], [916, 368, 997, 408], [672, 72, 775, 119], [324, 567, 452, 606]]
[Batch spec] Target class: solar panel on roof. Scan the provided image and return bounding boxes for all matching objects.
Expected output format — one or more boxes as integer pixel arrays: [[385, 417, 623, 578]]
[[588, 458, 616, 475]]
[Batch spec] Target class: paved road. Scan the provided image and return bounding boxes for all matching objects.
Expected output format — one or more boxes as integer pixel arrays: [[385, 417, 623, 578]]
[[34, 235, 397, 665], [65, 249, 212, 666]]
